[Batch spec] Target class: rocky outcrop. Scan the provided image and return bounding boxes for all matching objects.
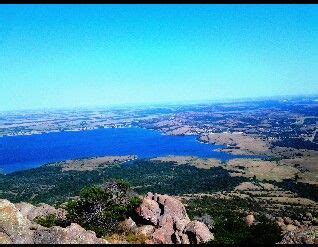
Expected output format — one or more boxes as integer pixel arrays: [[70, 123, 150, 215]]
[[15, 202, 66, 222], [0, 199, 106, 244], [278, 226, 318, 244], [135, 192, 214, 244], [276, 216, 318, 244], [0, 199, 34, 244], [32, 223, 105, 244], [119, 217, 137, 232], [134, 225, 155, 237]]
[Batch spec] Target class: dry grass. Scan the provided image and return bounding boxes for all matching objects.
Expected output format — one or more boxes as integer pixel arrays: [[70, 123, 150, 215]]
[[49, 155, 137, 171], [105, 232, 150, 244], [199, 132, 270, 155], [225, 159, 298, 182], [151, 155, 221, 169]]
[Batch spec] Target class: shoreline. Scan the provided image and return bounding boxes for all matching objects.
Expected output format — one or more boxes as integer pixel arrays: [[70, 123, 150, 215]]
[[0, 126, 268, 175]]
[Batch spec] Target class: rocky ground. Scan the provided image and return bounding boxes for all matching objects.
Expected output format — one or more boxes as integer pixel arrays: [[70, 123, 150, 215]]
[[1, 191, 316, 244], [0, 193, 214, 244], [0, 199, 106, 244]]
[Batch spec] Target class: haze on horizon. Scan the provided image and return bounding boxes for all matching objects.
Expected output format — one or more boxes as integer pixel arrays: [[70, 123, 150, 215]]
[[0, 4, 317, 111]]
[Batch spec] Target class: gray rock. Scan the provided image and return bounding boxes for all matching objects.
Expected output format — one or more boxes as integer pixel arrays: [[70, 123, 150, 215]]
[[15, 201, 66, 222], [0, 199, 33, 244], [0, 199, 106, 244], [33, 223, 105, 244]]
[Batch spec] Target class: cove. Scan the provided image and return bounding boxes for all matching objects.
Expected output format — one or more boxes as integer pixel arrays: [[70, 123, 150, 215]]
[[0, 127, 253, 174]]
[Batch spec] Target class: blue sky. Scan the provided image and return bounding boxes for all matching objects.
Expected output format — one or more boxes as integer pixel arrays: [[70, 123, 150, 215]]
[[0, 4, 317, 111]]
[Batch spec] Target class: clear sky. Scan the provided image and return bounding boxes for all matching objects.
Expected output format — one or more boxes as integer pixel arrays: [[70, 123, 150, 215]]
[[0, 4, 317, 111]]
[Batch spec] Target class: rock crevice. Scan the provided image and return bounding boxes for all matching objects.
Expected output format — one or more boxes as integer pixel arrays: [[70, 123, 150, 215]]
[[135, 192, 214, 244]]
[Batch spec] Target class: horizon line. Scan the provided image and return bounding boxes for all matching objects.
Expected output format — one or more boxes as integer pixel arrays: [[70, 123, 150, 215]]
[[1, 93, 318, 113]]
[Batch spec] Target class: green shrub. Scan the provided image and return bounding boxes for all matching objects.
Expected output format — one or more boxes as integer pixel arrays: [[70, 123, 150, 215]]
[[65, 181, 141, 237], [187, 197, 282, 245], [34, 214, 58, 228]]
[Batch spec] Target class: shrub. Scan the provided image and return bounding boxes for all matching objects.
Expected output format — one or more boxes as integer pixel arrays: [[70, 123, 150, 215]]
[[34, 214, 58, 228], [65, 181, 141, 237], [187, 197, 282, 245]]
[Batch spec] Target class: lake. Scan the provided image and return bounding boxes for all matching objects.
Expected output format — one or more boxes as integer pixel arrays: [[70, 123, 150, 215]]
[[0, 127, 252, 174]]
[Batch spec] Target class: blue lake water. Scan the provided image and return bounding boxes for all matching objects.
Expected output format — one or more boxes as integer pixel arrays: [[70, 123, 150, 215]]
[[0, 127, 253, 174]]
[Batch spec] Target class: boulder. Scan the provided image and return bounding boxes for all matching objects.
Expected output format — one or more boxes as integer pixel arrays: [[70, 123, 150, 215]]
[[159, 214, 174, 232], [175, 218, 191, 232], [0, 232, 12, 244], [16, 202, 66, 222], [283, 217, 293, 225], [286, 224, 297, 232], [135, 198, 161, 225], [14, 202, 36, 220], [32, 223, 105, 244], [184, 220, 214, 244], [161, 196, 189, 223], [0, 199, 105, 244], [136, 193, 214, 244], [278, 226, 317, 244], [151, 228, 173, 244], [0, 199, 33, 244], [276, 217, 284, 223], [119, 217, 137, 232], [194, 214, 214, 230], [245, 214, 255, 226], [305, 212, 313, 220], [134, 225, 155, 237], [177, 232, 190, 244]]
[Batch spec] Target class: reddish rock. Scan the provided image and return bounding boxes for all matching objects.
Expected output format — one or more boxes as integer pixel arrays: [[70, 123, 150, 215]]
[[144, 239, 155, 244], [0, 232, 12, 244], [15, 202, 36, 220], [179, 233, 190, 244], [135, 193, 214, 244], [278, 226, 317, 244], [286, 224, 297, 232], [175, 218, 191, 232], [135, 198, 161, 225], [119, 217, 137, 232], [245, 214, 255, 226], [151, 228, 173, 244], [159, 214, 174, 231], [162, 196, 189, 222], [184, 220, 214, 244], [134, 225, 155, 237]]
